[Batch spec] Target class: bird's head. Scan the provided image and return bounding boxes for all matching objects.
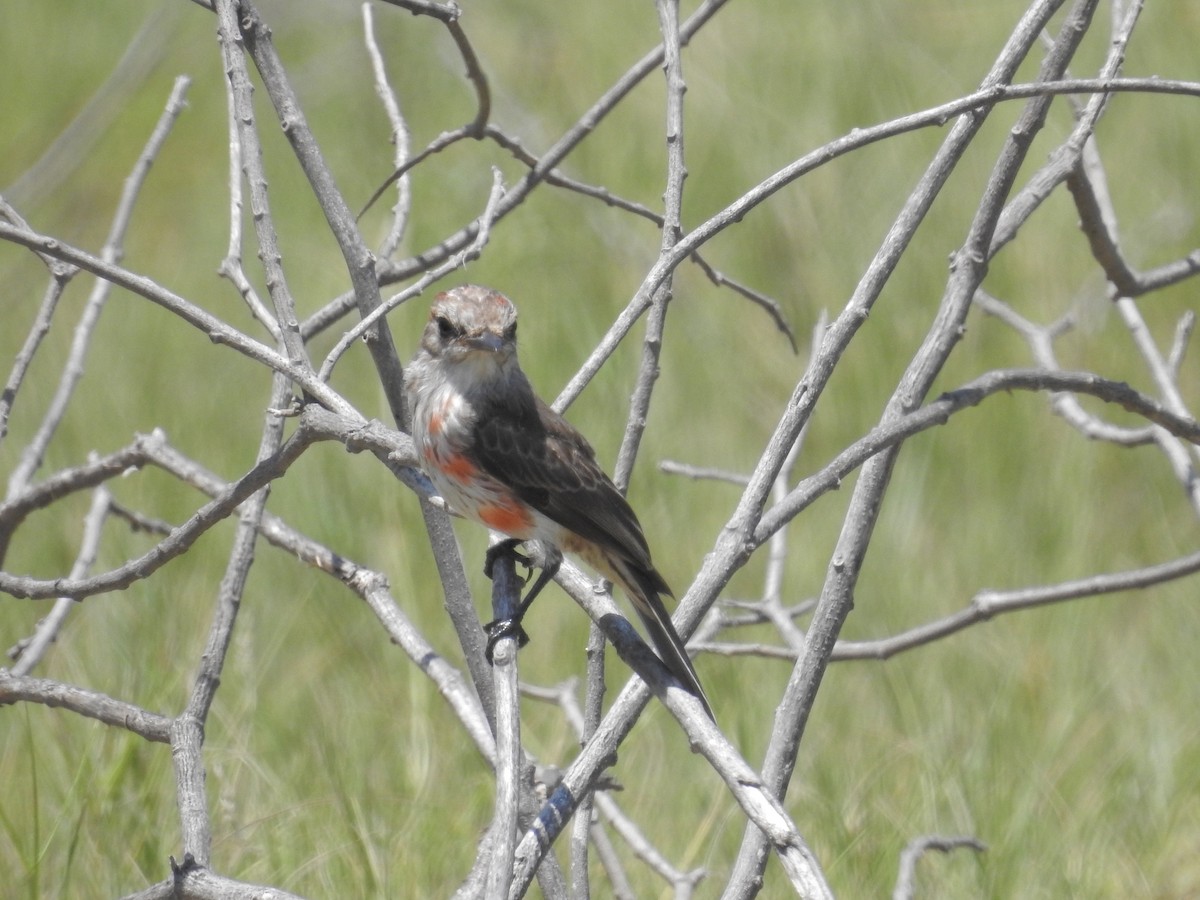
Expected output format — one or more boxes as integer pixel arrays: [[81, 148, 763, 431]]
[[420, 285, 519, 372]]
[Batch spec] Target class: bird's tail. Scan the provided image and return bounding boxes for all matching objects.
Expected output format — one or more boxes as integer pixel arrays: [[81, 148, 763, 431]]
[[609, 556, 714, 721]]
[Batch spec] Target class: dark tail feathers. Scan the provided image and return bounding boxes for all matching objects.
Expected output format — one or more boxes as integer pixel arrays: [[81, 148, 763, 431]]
[[615, 560, 714, 721]]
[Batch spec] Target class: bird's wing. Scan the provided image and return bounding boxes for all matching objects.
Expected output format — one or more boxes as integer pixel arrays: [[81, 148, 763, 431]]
[[472, 396, 666, 590]]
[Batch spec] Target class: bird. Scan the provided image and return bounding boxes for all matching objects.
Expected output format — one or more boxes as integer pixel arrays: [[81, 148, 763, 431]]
[[405, 284, 713, 719]]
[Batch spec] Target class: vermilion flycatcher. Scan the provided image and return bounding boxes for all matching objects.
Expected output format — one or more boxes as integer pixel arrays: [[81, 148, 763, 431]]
[[406, 285, 712, 719]]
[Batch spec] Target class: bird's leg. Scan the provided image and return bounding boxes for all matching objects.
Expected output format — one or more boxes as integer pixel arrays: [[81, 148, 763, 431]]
[[483, 541, 562, 664]]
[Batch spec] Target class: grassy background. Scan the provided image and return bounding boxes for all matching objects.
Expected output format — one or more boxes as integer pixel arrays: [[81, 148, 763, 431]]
[[2, 1, 1199, 896]]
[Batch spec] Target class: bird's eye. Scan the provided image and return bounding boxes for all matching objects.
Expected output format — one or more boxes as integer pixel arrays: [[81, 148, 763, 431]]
[[435, 316, 459, 340], [504, 322, 517, 341]]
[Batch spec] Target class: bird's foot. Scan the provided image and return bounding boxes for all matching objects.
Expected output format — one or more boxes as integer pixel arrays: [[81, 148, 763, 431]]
[[482, 540, 561, 664], [483, 617, 530, 663], [484, 538, 531, 580]]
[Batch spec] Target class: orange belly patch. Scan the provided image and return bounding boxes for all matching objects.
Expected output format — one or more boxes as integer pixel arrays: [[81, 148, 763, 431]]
[[478, 500, 534, 535], [440, 451, 478, 482]]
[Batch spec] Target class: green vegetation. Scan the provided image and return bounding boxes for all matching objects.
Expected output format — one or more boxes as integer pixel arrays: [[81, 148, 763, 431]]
[[2, 1, 1198, 896]]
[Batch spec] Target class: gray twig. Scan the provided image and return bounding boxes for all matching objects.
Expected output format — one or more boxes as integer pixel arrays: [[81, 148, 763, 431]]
[[358, 0, 489, 219], [362, 2, 413, 259], [724, 2, 1087, 891], [7, 486, 110, 673], [486, 549, 524, 900], [0, 669, 172, 743], [5, 76, 191, 498], [892, 835, 986, 900]]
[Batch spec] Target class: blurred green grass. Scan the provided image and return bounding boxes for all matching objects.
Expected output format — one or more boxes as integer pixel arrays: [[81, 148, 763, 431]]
[[2, 1, 1199, 896]]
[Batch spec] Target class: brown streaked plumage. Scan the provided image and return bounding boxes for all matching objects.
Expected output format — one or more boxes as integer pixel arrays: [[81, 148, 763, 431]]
[[406, 284, 712, 719]]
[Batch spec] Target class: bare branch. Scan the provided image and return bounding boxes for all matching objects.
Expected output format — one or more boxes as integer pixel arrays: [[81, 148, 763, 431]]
[[725, 3, 1093, 890], [758, 366, 1200, 546], [375, 0, 461, 23], [611, 0, 687, 494], [481, 124, 797, 348], [834, 549, 1200, 661], [232, 0, 407, 429], [973, 290, 1157, 445], [0, 222, 359, 418], [313, 0, 735, 335], [0, 439, 149, 561], [554, 75, 1200, 415], [229, 0, 516, 722], [7, 1, 1198, 895], [505, 566, 833, 899], [1167, 311, 1195, 377], [215, 0, 310, 375], [7, 487, 110, 673], [319, 168, 507, 383], [573, 619, 608, 897], [758, 314, 825, 651], [0, 422, 318, 601], [0, 271, 70, 446], [119, 856, 310, 900], [171, 371, 294, 865], [658, 461, 750, 485], [587, 819, 637, 900], [358, 0, 489, 219], [526, 679, 708, 895], [4, 76, 190, 497], [1068, 110, 1200, 298], [136, 419, 495, 760], [0, 669, 172, 743], [698, 552, 1200, 664], [992, 0, 1144, 252], [215, 52, 280, 342], [1113, 295, 1200, 515], [892, 835, 986, 900], [362, 1, 413, 259], [487, 551, 524, 900]]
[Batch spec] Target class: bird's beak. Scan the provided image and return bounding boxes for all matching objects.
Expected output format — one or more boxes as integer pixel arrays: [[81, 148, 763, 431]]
[[466, 331, 507, 353]]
